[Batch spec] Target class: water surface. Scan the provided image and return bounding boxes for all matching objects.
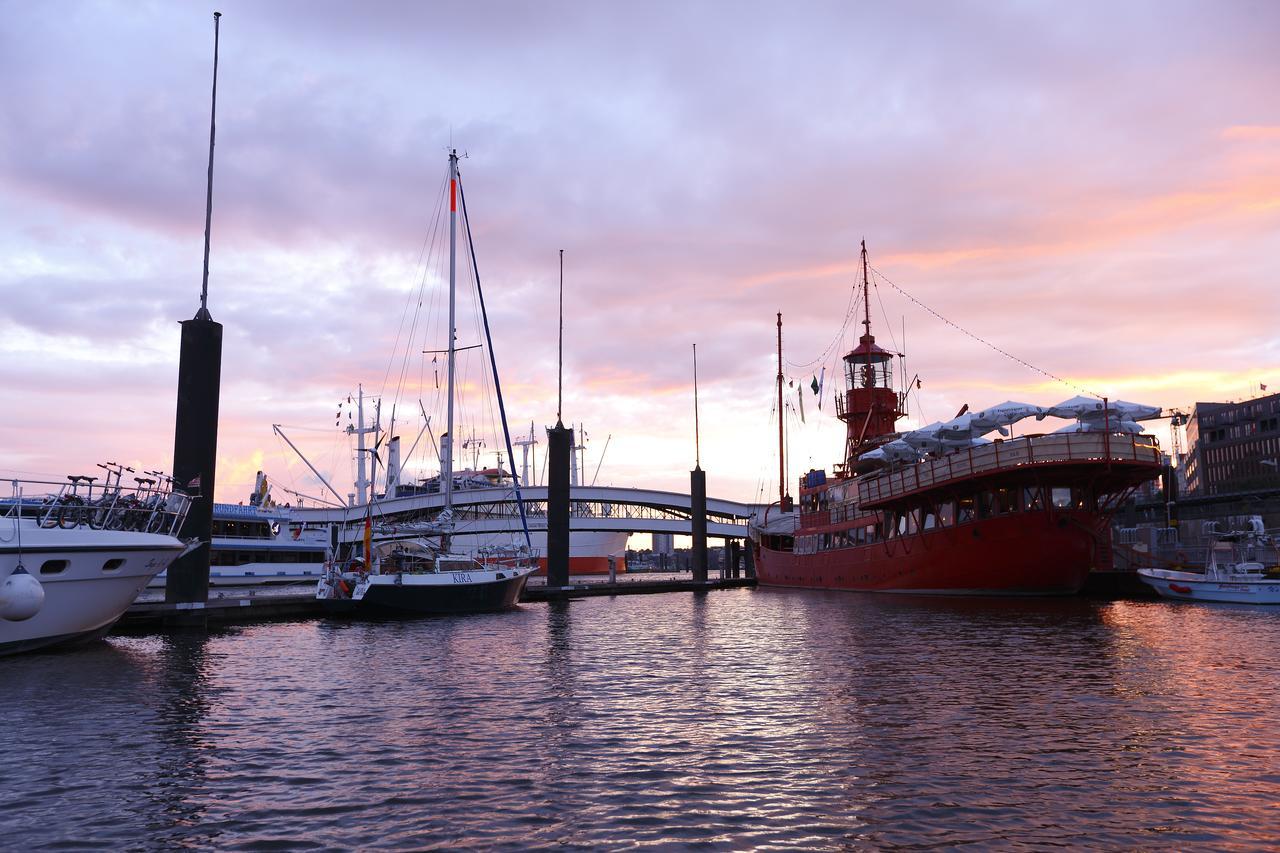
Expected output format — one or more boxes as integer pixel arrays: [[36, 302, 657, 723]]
[[3, 590, 1278, 849]]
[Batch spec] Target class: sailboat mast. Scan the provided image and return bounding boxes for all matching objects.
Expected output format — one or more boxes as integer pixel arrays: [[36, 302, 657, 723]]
[[356, 384, 367, 504], [776, 312, 786, 507], [443, 149, 458, 517]]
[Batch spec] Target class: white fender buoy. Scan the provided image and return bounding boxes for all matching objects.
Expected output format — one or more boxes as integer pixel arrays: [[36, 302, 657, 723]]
[[0, 565, 45, 621]]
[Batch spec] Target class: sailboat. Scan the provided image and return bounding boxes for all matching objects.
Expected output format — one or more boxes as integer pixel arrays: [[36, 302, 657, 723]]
[[316, 150, 538, 614]]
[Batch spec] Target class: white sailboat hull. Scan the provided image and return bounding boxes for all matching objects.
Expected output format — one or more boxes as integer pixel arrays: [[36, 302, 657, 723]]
[[319, 564, 536, 614]]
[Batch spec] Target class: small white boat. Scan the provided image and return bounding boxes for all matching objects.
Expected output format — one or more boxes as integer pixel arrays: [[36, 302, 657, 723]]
[[1138, 518, 1280, 604]]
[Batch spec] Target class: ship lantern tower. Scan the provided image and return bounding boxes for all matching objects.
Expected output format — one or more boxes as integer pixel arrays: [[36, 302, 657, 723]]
[[836, 241, 904, 466]]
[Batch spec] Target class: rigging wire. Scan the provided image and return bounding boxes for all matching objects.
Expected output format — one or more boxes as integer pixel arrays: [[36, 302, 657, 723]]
[[785, 281, 864, 370], [382, 171, 450, 405], [867, 263, 1102, 399]]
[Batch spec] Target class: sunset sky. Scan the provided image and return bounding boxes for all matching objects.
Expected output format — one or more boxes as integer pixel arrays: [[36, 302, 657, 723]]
[[2, 1, 1277, 506]]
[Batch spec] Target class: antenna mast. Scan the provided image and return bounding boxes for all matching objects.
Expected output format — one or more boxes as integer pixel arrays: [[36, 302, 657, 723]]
[[557, 249, 564, 426], [693, 343, 701, 469], [196, 11, 221, 321]]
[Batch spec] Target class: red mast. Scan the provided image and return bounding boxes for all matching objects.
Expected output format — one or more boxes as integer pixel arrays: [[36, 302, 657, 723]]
[[836, 241, 904, 467]]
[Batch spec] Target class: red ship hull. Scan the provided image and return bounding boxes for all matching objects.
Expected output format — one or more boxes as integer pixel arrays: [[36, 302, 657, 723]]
[[756, 510, 1100, 595]]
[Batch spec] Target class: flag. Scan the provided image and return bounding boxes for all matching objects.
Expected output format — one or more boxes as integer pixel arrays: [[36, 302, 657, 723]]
[[817, 367, 826, 410], [363, 512, 372, 567], [797, 386, 806, 423], [1263, 383, 1269, 391], [810, 375, 819, 395]]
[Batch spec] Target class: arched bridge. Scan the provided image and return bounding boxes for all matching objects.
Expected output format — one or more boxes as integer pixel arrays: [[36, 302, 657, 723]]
[[292, 485, 762, 541]]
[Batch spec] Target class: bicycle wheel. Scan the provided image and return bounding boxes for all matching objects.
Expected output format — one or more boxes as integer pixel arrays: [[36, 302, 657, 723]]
[[57, 498, 85, 529], [146, 511, 167, 534], [88, 501, 111, 530]]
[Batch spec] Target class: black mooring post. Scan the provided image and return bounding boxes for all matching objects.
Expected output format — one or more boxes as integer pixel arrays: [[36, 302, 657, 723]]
[[690, 466, 708, 583], [546, 423, 573, 588], [728, 539, 740, 579], [165, 12, 224, 619], [166, 317, 222, 608]]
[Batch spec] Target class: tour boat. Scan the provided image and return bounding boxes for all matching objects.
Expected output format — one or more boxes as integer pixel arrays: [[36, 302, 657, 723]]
[[146, 498, 329, 588], [751, 242, 1165, 595], [1138, 517, 1280, 603], [2, 477, 190, 655], [315, 150, 536, 614]]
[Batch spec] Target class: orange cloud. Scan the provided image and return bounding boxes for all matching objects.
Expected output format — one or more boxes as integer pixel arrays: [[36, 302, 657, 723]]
[[1222, 125, 1280, 141]]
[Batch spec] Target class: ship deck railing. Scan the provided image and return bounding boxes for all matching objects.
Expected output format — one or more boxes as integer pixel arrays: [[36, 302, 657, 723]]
[[856, 432, 1162, 508]]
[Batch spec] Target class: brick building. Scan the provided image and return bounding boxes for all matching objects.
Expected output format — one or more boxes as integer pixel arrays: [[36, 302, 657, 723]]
[[1184, 391, 1280, 494]]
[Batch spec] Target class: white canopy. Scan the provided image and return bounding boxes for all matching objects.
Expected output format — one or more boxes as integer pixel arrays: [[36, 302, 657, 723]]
[[1053, 419, 1144, 435], [1046, 395, 1161, 423], [856, 438, 921, 467]]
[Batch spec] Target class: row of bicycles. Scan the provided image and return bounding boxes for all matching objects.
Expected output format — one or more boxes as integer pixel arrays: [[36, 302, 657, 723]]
[[33, 463, 192, 535]]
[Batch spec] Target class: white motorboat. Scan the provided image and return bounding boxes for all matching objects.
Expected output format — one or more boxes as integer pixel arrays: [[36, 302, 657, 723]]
[[2, 476, 191, 655], [1138, 517, 1280, 604]]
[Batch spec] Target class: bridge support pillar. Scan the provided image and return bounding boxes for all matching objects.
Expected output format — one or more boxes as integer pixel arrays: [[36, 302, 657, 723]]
[[691, 467, 708, 583], [546, 423, 573, 588], [727, 540, 740, 578]]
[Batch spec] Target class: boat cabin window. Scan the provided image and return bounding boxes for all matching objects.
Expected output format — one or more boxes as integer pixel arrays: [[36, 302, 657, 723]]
[[40, 559, 68, 575], [1024, 487, 1044, 511], [957, 497, 975, 524], [439, 559, 476, 573], [923, 511, 938, 530], [102, 558, 125, 572], [938, 501, 955, 526], [994, 488, 1018, 515], [1051, 488, 1072, 509]]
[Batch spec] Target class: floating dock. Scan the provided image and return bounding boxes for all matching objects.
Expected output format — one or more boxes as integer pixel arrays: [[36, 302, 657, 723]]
[[118, 575, 757, 630]]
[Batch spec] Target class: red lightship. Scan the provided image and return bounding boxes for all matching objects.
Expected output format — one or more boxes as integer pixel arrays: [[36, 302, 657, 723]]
[[752, 243, 1162, 595]]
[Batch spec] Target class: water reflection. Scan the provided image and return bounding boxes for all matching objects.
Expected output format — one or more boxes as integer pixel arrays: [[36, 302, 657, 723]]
[[3, 591, 1279, 848], [144, 632, 218, 848]]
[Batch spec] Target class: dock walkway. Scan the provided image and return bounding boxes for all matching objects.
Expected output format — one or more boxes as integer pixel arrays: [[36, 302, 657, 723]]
[[120, 574, 757, 630]]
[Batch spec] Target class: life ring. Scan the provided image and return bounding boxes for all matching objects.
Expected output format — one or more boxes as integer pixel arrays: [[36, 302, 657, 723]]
[[1169, 583, 1192, 594]]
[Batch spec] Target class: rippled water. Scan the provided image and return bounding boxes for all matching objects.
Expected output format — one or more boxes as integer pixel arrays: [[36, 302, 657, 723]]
[[4, 590, 1279, 850]]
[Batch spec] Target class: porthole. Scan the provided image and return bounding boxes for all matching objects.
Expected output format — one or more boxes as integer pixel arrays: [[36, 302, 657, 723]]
[[103, 558, 126, 572], [40, 559, 69, 575]]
